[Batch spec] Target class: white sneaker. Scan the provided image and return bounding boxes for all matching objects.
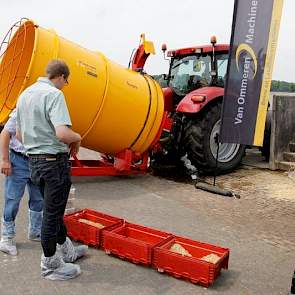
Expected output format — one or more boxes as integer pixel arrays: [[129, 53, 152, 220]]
[[0, 238, 17, 256], [57, 237, 88, 263], [41, 252, 81, 281]]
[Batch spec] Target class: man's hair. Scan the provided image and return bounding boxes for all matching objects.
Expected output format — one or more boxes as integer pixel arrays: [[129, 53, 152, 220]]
[[46, 59, 70, 79]]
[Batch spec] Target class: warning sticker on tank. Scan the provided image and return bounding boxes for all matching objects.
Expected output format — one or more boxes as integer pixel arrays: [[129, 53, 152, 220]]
[[87, 71, 97, 78], [77, 60, 97, 72], [126, 81, 138, 89]]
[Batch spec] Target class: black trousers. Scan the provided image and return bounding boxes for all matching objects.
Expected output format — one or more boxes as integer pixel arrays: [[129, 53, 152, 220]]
[[29, 153, 71, 257]]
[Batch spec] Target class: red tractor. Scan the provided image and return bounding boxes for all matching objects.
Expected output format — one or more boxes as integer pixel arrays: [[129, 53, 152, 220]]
[[147, 37, 246, 174]]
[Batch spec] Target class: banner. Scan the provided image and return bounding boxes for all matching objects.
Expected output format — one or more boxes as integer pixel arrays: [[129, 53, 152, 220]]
[[220, 0, 284, 146]]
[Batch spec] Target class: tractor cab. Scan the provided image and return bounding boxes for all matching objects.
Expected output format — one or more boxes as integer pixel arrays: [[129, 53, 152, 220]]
[[163, 39, 229, 100]]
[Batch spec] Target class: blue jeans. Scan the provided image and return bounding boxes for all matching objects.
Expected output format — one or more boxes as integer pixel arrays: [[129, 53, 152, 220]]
[[29, 153, 71, 257], [2, 150, 43, 238]]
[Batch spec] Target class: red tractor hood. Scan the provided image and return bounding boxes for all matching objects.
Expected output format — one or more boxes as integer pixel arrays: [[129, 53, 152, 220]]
[[176, 87, 224, 113]]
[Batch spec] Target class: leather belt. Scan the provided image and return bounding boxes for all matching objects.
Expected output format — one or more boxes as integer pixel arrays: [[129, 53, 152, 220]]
[[28, 153, 68, 161]]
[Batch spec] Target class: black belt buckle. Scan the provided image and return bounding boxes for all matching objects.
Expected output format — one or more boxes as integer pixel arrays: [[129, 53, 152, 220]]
[[45, 157, 57, 161]]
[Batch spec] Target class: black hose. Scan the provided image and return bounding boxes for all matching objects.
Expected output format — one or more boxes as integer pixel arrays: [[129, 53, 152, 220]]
[[195, 181, 233, 197]]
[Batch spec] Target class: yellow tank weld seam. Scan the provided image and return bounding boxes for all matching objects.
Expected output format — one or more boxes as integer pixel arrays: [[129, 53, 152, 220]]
[[129, 74, 152, 149], [19, 21, 37, 98], [136, 75, 159, 151], [51, 29, 59, 59]]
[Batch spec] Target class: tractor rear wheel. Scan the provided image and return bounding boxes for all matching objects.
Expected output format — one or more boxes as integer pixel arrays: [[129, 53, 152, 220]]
[[182, 101, 245, 174]]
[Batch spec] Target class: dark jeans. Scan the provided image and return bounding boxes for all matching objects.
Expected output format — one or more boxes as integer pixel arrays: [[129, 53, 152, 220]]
[[29, 153, 71, 257]]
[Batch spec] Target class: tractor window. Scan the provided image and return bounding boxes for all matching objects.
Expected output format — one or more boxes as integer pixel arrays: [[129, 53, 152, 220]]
[[216, 53, 229, 87], [169, 54, 211, 96]]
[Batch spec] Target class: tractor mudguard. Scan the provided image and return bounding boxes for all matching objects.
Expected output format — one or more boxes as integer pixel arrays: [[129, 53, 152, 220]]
[[176, 87, 224, 113]]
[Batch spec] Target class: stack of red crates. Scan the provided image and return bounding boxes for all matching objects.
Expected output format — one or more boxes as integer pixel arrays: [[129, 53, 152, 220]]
[[64, 209, 229, 287]]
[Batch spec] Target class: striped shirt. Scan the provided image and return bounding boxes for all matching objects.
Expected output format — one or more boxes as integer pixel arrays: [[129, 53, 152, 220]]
[[4, 109, 25, 154]]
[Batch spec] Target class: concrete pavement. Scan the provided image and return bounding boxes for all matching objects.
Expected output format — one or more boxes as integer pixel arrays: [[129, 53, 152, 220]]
[[0, 165, 294, 294]]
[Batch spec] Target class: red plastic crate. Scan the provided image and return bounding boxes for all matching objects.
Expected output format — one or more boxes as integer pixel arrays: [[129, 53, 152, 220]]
[[64, 209, 123, 247], [152, 236, 229, 287], [103, 222, 174, 265]]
